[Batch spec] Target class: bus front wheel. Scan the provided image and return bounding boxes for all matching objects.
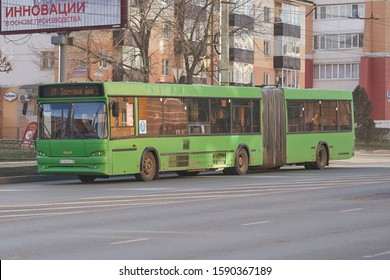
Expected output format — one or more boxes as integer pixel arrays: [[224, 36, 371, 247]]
[[136, 151, 158, 181], [232, 148, 249, 175]]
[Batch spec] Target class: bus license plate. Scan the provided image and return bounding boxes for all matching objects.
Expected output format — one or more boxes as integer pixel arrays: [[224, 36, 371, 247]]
[[59, 159, 75, 164]]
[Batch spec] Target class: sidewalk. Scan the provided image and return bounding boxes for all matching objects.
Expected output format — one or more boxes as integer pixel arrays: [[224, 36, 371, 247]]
[[0, 160, 73, 184]]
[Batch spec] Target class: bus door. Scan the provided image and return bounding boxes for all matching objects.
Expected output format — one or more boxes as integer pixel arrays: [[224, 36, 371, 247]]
[[261, 88, 286, 169]]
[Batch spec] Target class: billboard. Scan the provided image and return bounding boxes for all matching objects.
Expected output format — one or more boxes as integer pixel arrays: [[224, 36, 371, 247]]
[[0, 0, 127, 34]]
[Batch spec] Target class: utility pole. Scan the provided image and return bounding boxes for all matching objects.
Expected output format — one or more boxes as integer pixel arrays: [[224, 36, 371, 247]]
[[51, 32, 74, 83], [220, 0, 230, 86]]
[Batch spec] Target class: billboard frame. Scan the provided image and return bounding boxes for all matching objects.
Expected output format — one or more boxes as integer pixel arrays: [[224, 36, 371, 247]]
[[0, 0, 128, 35]]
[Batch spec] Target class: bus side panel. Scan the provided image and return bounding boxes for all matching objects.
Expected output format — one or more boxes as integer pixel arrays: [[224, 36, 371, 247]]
[[108, 135, 263, 175], [110, 139, 142, 175], [286, 132, 354, 164]]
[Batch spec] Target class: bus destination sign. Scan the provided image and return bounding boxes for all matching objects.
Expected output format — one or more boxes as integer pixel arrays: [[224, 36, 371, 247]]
[[39, 84, 103, 98]]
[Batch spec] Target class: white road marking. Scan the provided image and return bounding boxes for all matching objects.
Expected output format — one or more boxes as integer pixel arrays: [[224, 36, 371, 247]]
[[338, 208, 363, 213], [363, 250, 390, 258], [242, 221, 271, 226], [110, 238, 149, 245]]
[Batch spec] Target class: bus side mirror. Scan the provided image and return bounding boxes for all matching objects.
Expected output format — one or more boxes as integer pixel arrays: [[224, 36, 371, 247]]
[[22, 101, 28, 115], [111, 101, 119, 118]]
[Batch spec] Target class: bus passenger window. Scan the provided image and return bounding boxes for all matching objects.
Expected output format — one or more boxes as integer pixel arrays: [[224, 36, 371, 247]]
[[252, 100, 261, 133], [138, 97, 163, 136], [287, 101, 304, 133], [304, 101, 321, 132], [187, 98, 210, 134], [322, 101, 337, 131], [109, 97, 135, 138], [163, 98, 187, 135], [232, 99, 251, 133], [338, 101, 352, 131], [211, 99, 231, 134]]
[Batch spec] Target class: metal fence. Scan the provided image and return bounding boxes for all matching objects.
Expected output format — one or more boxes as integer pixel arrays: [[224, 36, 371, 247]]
[[0, 139, 36, 161]]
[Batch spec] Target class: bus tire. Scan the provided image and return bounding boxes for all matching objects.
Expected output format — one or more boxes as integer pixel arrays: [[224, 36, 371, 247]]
[[136, 151, 158, 181], [304, 163, 313, 170], [232, 148, 249, 175], [78, 175, 96, 183], [313, 144, 328, 170]]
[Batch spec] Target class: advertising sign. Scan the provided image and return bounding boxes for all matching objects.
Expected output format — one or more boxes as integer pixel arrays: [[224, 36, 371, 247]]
[[0, 0, 127, 34], [20, 121, 37, 149]]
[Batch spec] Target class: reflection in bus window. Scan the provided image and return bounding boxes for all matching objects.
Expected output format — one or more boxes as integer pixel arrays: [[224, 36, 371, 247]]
[[232, 99, 251, 133], [138, 97, 163, 136], [338, 101, 352, 131], [304, 101, 321, 132], [39, 102, 107, 140], [163, 98, 187, 135], [322, 101, 337, 131], [109, 97, 135, 138]]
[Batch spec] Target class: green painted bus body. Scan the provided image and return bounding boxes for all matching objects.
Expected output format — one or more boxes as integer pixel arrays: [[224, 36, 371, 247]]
[[36, 83, 354, 178], [283, 88, 354, 164]]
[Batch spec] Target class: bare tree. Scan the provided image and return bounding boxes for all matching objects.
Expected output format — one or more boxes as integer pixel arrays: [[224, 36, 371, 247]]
[[115, 0, 174, 82], [0, 50, 12, 73], [167, 0, 270, 85], [168, 0, 216, 84]]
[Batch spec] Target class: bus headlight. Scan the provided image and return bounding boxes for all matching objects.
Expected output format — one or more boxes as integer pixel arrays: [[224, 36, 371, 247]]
[[91, 151, 105, 157], [37, 151, 46, 156]]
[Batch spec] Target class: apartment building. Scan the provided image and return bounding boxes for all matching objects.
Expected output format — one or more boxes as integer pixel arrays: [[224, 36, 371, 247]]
[[308, 0, 390, 123]]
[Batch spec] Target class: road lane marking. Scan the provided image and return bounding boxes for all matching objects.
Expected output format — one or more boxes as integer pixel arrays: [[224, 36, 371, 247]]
[[363, 250, 390, 258], [338, 208, 363, 213], [110, 238, 149, 245], [242, 221, 271, 226]]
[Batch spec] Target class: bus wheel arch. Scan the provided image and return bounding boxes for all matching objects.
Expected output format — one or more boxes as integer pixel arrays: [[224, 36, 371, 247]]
[[136, 148, 160, 181], [232, 144, 250, 175]]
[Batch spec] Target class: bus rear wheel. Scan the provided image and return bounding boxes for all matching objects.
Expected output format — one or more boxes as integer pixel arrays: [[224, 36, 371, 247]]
[[136, 151, 158, 181], [312, 144, 328, 170], [78, 175, 96, 183], [232, 148, 249, 175]]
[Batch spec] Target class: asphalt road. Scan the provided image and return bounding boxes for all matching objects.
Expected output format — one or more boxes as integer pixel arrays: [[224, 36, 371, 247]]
[[1, 152, 390, 260]]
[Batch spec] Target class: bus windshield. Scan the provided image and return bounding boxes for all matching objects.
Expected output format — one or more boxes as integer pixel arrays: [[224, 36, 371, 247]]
[[39, 102, 107, 140]]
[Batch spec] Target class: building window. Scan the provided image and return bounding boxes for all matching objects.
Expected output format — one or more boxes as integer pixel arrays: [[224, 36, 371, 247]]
[[41, 51, 55, 69], [264, 40, 270, 56], [264, 72, 270, 85], [281, 3, 300, 26], [163, 23, 169, 39], [314, 63, 360, 80], [275, 69, 300, 88], [264, 7, 271, 23], [232, 62, 253, 85], [162, 59, 170, 76], [314, 33, 363, 50], [99, 51, 109, 70], [315, 3, 365, 20], [235, 0, 253, 17]]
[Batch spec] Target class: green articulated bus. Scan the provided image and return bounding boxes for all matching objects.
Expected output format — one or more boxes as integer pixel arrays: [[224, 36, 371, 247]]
[[35, 82, 354, 182]]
